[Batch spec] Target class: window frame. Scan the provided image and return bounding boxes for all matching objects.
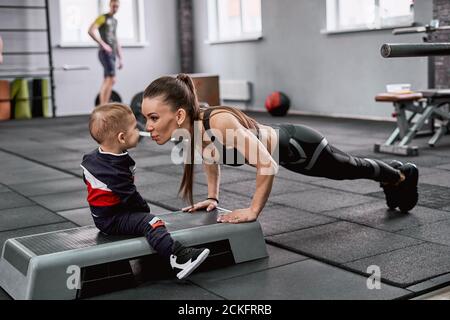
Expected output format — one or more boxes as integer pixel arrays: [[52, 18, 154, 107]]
[[324, 0, 415, 34], [58, 0, 147, 48], [206, 0, 263, 45]]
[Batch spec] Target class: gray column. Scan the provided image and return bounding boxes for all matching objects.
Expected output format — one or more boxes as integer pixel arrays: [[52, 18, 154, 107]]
[[178, 0, 194, 73]]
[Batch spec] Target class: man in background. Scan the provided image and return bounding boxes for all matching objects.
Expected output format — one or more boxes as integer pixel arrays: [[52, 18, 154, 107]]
[[88, 0, 123, 105]]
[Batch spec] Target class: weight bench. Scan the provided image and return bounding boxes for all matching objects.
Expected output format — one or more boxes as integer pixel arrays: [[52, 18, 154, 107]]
[[0, 208, 267, 300], [374, 90, 450, 156]]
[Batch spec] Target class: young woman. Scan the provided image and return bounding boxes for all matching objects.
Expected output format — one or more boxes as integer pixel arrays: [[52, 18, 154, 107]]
[[141, 74, 419, 224]]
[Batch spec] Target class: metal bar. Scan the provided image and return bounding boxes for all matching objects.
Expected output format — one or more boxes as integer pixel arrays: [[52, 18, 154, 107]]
[[3, 52, 49, 56], [392, 26, 428, 35], [0, 73, 51, 79], [0, 29, 47, 32], [399, 106, 435, 146], [0, 97, 52, 103], [381, 43, 450, 58], [44, 0, 56, 118], [0, 5, 46, 9]]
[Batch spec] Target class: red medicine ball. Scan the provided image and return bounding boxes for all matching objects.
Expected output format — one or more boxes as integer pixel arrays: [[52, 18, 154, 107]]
[[265, 91, 290, 116]]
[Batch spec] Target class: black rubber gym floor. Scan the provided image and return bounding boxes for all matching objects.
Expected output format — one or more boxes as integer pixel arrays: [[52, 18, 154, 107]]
[[0, 112, 450, 299]]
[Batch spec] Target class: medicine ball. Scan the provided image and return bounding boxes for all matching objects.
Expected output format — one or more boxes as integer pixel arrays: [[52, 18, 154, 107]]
[[95, 90, 122, 106], [265, 91, 290, 117]]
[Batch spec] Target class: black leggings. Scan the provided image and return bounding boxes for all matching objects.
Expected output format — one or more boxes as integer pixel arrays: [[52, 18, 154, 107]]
[[274, 124, 401, 183]]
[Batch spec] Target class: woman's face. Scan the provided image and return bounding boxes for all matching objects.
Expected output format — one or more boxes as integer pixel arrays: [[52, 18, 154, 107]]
[[141, 96, 179, 145]]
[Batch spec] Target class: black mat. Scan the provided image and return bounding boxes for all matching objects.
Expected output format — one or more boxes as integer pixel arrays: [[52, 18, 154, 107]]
[[320, 201, 450, 232], [258, 205, 336, 236], [369, 183, 450, 210], [399, 219, 450, 246], [0, 206, 66, 232], [29, 190, 88, 212], [0, 166, 72, 185], [190, 244, 308, 282], [267, 221, 421, 265], [9, 178, 85, 197], [0, 191, 34, 210], [221, 178, 316, 197], [194, 259, 410, 300], [268, 187, 375, 213], [2, 115, 450, 298], [345, 243, 450, 287], [90, 281, 222, 300]]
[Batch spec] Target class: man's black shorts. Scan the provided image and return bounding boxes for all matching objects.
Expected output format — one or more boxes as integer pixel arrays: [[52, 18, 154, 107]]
[[98, 49, 116, 77]]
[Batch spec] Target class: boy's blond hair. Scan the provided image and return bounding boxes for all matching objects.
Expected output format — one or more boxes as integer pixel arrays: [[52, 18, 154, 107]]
[[89, 103, 134, 144]]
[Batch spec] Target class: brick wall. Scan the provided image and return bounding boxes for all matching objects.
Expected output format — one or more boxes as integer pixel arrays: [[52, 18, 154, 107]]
[[432, 0, 450, 88], [178, 0, 194, 73]]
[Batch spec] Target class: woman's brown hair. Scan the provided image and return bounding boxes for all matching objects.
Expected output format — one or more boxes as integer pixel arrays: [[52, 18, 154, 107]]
[[143, 73, 259, 205]]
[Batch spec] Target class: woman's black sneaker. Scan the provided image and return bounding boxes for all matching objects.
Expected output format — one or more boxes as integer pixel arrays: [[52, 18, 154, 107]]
[[397, 163, 419, 213], [381, 160, 403, 210], [170, 241, 210, 280]]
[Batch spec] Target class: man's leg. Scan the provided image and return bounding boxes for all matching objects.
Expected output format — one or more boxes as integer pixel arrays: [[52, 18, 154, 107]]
[[99, 78, 108, 105], [98, 50, 116, 105], [104, 76, 116, 104]]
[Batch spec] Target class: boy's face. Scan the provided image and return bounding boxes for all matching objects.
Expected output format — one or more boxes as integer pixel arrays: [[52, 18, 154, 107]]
[[121, 115, 140, 150]]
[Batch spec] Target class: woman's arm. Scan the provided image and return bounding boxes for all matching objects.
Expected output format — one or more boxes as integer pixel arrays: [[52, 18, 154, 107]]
[[204, 162, 220, 201], [211, 113, 278, 223], [182, 162, 221, 213]]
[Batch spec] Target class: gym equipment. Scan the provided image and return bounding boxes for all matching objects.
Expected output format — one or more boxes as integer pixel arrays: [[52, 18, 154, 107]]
[[0, 65, 89, 74], [10, 79, 32, 119], [130, 91, 145, 124], [0, 66, 89, 119], [0, 208, 267, 300], [31, 78, 51, 118], [0, 80, 11, 120], [376, 22, 450, 156], [374, 90, 450, 156], [95, 90, 122, 106], [130, 92, 146, 141], [265, 91, 290, 117], [382, 22, 450, 58], [381, 43, 450, 58]]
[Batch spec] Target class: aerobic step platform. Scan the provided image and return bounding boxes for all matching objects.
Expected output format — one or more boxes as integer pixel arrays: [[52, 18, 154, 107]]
[[0, 208, 267, 300]]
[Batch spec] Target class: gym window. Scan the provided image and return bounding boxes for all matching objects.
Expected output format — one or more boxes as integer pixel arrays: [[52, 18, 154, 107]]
[[325, 0, 414, 33], [207, 0, 263, 44], [59, 0, 146, 47]]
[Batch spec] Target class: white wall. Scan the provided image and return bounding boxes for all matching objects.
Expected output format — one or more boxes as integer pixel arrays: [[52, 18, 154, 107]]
[[192, 0, 434, 119], [0, 0, 181, 116]]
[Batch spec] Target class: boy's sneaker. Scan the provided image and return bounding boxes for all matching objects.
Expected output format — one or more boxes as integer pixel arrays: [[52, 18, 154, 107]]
[[397, 163, 419, 213], [381, 160, 403, 210], [170, 241, 210, 280]]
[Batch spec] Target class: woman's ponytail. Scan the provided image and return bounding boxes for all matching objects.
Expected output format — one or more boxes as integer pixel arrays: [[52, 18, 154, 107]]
[[176, 73, 200, 206]]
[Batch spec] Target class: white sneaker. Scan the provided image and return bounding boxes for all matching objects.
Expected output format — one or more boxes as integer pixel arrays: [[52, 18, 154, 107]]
[[170, 241, 210, 280]]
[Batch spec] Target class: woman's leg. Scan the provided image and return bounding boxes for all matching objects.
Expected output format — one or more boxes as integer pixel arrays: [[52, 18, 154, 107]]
[[277, 124, 419, 212]]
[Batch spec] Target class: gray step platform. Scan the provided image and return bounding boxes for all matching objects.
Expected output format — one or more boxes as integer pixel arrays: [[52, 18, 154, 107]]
[[0, 208, 267, 300]]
